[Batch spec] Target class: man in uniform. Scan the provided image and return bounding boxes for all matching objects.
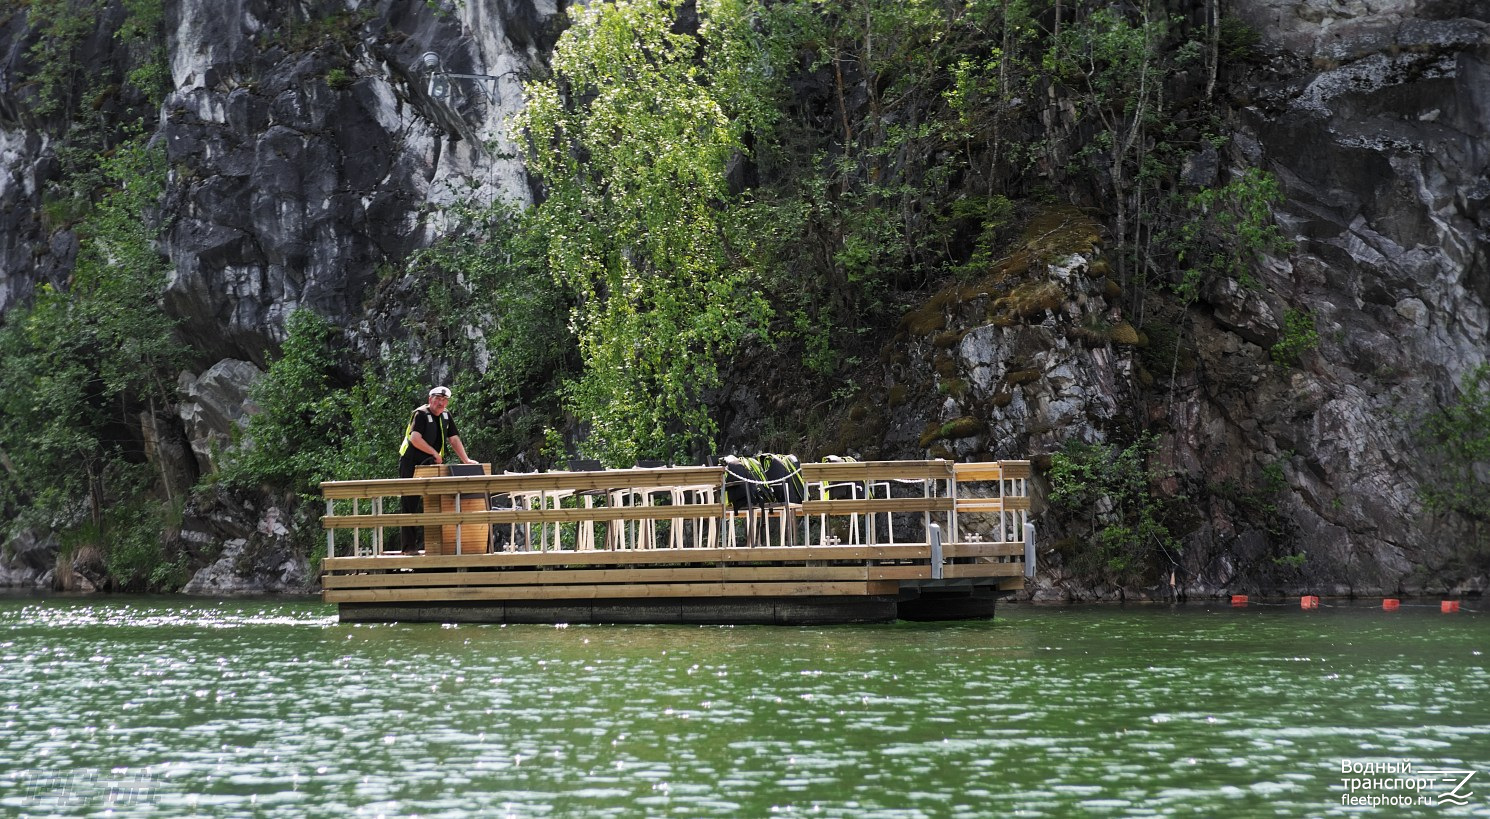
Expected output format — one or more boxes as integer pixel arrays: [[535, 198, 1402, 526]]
[[396, 386, 477, 554]]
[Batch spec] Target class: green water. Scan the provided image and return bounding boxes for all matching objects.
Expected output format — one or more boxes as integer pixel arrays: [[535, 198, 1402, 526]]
[[1, 597, 1486, 817]]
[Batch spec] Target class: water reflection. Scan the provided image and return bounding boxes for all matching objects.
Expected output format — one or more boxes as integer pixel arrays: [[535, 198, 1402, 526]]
[[0, 597, 1486, 817]]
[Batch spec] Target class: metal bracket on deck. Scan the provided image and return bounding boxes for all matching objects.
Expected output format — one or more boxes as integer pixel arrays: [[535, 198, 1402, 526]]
[[1024, 522, 1036, 579], [929, 523, 944, 580]]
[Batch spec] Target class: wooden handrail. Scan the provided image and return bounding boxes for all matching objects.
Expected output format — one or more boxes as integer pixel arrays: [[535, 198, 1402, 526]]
[[323, 543, 934, 571], [798, 497, 954, 516], [322, 496, 962, 529], [320, 465, 726, 499], [798, 460, 953, 482]]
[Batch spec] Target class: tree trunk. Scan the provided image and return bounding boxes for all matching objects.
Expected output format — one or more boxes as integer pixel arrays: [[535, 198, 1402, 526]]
[[1205, 0, 1220, 100], [832, 50, 853, 149]]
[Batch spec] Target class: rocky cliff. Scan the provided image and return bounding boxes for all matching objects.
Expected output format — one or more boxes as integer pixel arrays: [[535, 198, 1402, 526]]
[[0, 0, 1485, 598], [1, 0, 560, 592], [159, 0, 551, 367], [1171, 0, 1488, 598], [718, 0, 1490, 599]]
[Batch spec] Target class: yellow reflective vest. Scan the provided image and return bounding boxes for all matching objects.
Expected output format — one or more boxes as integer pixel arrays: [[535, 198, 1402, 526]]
[[398, 404, 447, 459]]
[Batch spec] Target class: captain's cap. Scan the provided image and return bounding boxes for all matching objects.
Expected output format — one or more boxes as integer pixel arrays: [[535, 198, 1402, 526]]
[[429, 386, 451, 397]]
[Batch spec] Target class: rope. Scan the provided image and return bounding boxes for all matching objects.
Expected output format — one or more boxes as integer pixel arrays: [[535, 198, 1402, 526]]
[[723, 472, 798, 489], [722, 458, 803, 490], [722, 463, 931, 490], [1230, 598, 1481, 612]]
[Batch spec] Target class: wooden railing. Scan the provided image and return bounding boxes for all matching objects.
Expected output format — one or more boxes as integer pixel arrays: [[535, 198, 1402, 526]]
[[318, 459, 1034, 607]]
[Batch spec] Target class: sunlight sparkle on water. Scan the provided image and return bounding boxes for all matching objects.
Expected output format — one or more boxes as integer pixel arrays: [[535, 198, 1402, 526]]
[[0, 597, 1485, 817]]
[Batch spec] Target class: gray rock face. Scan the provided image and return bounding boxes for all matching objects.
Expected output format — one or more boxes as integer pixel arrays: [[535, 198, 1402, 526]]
[[176, 489, 313, 595], [0, 7, 131, 313], [0, 128, 70, 314], [776, 0, 1490, 599], [0, 529, 57, 589], [939, 275, 1137, 461], [177, 358, 263, 474], [872, 238, 1139, 460], [160, 0, 556, 366], [180, 505, 309, 596], [1167, 0, 1490, 596]]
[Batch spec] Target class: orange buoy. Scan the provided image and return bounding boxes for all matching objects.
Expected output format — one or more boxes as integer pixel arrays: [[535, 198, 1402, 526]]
[[1382, 598, 1400, 611], [1301, 595, 1320, 609], [1231, 594, 1249, 606], [1442, 600, 1460, 613]]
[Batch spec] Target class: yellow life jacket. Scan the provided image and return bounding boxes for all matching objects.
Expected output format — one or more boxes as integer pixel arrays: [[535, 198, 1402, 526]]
[[398, 404, 446, 458]]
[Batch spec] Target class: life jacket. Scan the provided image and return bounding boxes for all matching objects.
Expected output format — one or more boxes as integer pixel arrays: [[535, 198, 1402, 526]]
[[758, 453, 805, 504], [398, 404, 446, 458], [723, 454, 805, 507], [822, 455, 862, 500], [722, 455, 768, 509]]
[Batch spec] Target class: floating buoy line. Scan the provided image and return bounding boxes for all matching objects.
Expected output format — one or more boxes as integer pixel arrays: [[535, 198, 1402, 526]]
[[1226, 594, 1477, 613]]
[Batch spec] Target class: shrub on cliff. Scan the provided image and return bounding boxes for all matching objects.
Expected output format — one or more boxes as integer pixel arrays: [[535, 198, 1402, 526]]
[[1422, 364, 1490, 570], [1047, 437, 1181, 588]]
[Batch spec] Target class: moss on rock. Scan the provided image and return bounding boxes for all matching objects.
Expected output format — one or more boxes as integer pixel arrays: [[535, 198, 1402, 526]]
[[994, 280, 1064, 322], [1109, 320, 1142, 346], [941, 416, 985, 439]]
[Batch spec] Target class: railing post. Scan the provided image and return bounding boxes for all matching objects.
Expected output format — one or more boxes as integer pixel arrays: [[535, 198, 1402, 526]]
[[998, 463, 1008, 543], [1024, 522, 1036, 579], [326, 499, 335, 558], [455, 490, 463, 555], [374, 497, 383, 554], [718, 472, 729, 550], [929, 522, 944, 580], [947, 467, 958, 547], [546, 489, 553, 551]]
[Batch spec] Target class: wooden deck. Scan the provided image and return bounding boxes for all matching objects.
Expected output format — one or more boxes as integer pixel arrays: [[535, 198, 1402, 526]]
[[319, 459, 1033, 624]]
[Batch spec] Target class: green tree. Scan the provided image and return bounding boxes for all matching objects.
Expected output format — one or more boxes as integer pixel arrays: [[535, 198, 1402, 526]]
[[1171, 168, 1290, 303], [0, 138, 184, 588], [1049, 5, 1167, 294], [1155, 168, 1291, 402], [1270, 308, 1318, 367], [22, 0, 103, 122], [401, 200, 575, 463], [222, 310, 419, 496], [515, 0, 783, 464], [756, 0, 1038, 368], [1417, 363, 1490, 580]]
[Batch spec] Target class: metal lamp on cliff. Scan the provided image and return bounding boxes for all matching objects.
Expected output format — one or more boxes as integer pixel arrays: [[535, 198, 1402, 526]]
[[418, 51, 501, 105]]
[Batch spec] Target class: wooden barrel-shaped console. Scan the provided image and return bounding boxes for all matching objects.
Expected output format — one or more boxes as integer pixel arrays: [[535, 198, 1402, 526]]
[[413, 463, 492, 554]]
